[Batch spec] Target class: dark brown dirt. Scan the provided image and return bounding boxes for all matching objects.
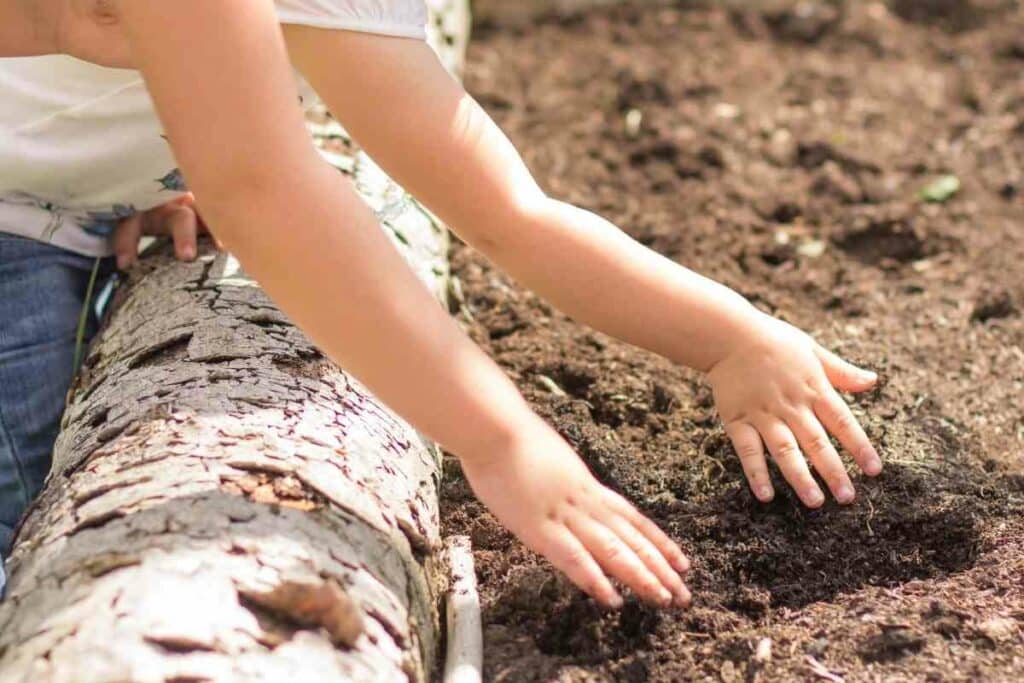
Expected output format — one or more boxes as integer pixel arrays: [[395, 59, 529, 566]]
[[441, 1, 1024, 680]]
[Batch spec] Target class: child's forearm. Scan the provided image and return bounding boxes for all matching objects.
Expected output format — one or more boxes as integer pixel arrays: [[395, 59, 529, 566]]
[[204, 163, 543, 458], [286, 30, 760, 373], [475, 196, 762, 373]]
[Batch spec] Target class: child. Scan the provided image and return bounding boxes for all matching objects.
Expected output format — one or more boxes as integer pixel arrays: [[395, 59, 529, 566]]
[[0, 0, 883, 609]]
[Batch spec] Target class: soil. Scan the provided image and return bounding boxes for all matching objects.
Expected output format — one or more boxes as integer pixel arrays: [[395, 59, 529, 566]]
[[440, 1, 1024, 681]]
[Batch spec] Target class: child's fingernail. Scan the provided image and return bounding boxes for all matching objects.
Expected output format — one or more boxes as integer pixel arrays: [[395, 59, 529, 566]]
[[658, 588, 673, 606], [116, 255, 130, 270], [837, 485, 855, 504], [610, 593, 624, 609], [674, 555, 691, 573], [863, 370, 878, 382], [806, 488, 825, 506], [862, 448, 882, 475], [757, 485, 774, 501]]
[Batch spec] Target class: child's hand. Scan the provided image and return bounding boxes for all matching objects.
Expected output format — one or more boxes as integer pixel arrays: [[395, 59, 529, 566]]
[[459, 428, 691, 609], [708, 313, 882, 507], [113, 194, 220, 270]]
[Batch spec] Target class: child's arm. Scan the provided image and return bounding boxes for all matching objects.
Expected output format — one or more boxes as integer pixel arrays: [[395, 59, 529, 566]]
[[284, 29, 883, 509], [120, 1, 689, 609], [1, 2, 131, 67], [114, 194, 218, 269], [0, 3, 45, 56]]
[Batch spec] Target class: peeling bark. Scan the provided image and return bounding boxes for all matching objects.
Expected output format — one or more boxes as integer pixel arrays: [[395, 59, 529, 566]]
[[0, 4, 468, 681]]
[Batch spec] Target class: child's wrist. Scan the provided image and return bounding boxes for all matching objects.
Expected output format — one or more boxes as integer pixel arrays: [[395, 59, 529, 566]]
[[450, 407, 557, 468], [445, 400, 523, 454], [698, 292, 769, 372]]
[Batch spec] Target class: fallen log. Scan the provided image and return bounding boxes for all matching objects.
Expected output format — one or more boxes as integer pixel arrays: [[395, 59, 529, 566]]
[[0, 2, 469, 680]]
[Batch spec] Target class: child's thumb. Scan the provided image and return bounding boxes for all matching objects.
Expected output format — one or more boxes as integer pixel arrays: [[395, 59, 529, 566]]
[[815, 346, 878, 393]]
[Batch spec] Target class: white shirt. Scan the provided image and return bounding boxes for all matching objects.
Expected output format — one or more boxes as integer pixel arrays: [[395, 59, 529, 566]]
[[0, 0, 428, 256]]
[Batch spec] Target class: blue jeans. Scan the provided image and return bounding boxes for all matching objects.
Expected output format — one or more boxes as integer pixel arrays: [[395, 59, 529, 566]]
[[0, 234, 112, 593]]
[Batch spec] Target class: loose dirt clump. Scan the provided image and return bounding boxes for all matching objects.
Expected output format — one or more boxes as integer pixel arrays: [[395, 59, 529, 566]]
[[443, 1, 1024, 680]]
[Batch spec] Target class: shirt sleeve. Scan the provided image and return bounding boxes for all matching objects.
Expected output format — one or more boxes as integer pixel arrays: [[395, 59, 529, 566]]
[[274, 0, 428, 40]]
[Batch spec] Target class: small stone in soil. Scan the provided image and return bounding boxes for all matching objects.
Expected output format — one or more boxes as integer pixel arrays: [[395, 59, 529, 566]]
[[971, 288, 1016, 322]]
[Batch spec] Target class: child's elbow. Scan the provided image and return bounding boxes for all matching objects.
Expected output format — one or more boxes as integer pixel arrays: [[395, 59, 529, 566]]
[[464, 186, 552, 254], [508, 187, 551, 224]]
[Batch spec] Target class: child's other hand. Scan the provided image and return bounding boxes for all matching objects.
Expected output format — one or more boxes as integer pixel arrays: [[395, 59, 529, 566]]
[[113, 194, 221, 270], [707, 313, 882, 507], [459, 429, 691, 609]]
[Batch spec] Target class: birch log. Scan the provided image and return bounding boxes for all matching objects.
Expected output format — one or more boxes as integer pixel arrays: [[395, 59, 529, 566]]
[[0, 3, 468, 681]]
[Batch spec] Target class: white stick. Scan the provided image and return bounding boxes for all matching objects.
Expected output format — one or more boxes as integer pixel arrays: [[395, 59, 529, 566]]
[[443, 535, 483, 683]]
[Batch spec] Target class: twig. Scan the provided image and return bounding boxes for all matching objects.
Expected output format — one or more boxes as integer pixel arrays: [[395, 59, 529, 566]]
[[865, 497, 875, 537], [679, 631, 714, 640], [72, 257, 103, 378], [805, 655, 845, 682], [443, 536, 483, 683]]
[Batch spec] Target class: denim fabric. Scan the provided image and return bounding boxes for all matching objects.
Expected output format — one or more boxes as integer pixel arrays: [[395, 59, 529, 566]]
[[0, 233, 113, 594]]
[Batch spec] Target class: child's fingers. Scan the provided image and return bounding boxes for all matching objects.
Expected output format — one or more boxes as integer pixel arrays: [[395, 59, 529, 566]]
[[813, 391, 882, 477], [113, 213, 144, 270], [759, 420, 825, 508], [603, 490, 690, 574], [815, 346, 877, 393], [567, 514, 674, 607], [171, 193, 215, 239], [789, 411, 856, 504], [601, 512, 691, 607], [166, 206, 199, 261], [540, 525, 622, 608], [725, 421, 774, 502], [155, 200, 222, 251], [173, 192, 197, 210]]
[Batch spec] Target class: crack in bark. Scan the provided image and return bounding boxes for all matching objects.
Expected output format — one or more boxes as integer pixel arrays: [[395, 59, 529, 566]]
[[127, 331, 194, 369]]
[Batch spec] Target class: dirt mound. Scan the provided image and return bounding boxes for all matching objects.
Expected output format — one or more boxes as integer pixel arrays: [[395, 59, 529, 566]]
[[443, 1, 1024, 680]]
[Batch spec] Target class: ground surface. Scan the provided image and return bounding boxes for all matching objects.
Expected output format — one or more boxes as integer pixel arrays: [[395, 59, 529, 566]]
[[440, 1, 1024, 680]]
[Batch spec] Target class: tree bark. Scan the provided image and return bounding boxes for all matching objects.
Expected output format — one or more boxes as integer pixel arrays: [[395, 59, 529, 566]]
[[0, 3, 468, 681]]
